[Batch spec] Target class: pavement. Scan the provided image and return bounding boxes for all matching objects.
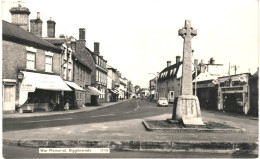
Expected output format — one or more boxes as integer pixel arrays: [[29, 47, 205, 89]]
[[2, 99, 259, 154]]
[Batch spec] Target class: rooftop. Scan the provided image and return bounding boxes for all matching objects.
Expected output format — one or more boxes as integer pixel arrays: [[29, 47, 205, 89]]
[[2, 20, 61, 53]]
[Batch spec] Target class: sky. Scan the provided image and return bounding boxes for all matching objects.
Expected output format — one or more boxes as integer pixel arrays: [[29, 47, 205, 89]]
[[2, 0, 259, 88]]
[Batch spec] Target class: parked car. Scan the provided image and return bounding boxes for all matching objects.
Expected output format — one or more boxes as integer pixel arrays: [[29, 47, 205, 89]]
[[157, 97, 168, 107]]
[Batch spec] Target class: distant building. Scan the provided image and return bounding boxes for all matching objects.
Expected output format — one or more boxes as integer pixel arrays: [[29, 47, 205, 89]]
[[149, 77, 156, 100], [157, 56, 182, 103], [141, 88, 150, 97], [107, 65, 119, 101], [90, 42, 107, 103]]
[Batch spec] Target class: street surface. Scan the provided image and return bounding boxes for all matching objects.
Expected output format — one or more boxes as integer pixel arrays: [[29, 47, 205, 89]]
[[3, 99, 172, 132], [3, 145, 258, 158], [3, 98, 258, 158]]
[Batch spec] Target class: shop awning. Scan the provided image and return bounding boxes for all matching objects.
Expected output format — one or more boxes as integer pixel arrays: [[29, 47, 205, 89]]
[[111, 89, 119, 94], [19, 71, 72, 106], [21, 71, 72, 91], [65, 81, 85, 91], [88, 86, 104, 95]]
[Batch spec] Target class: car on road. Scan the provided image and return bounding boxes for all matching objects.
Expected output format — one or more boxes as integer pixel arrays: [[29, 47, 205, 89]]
[[157, 97, 168, 107]]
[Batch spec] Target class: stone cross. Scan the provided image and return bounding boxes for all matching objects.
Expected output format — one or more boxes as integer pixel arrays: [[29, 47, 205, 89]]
[[178, 20, 197, 95], [172, 20, 204, 127]]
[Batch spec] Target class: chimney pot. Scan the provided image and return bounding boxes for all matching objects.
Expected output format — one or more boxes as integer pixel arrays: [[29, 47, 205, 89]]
[[176, 56, 181, 63], [167, 61, 171, 67], [37, 12, 40, 19], [210, 57, 215, 64], [194, 59, 198, 66]]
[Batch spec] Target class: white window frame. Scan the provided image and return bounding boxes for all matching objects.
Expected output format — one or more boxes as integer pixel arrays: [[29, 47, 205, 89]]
[[45, 55, 53, 72], [26, 52, 36, 70], [45, 51, 53, 72]]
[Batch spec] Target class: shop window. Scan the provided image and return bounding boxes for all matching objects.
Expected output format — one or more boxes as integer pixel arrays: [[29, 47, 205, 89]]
[[220, 82, 225, 87], [45, 56, 53, 72], [26, 52, 36, 70], [232, 81, 240, 86]]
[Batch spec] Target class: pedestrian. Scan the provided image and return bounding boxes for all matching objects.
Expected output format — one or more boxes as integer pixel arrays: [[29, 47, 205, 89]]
[[64, 99, 69, 111]]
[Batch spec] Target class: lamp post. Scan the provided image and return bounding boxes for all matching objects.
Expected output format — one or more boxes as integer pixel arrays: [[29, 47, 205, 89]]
[[149, 72, 159, 101]]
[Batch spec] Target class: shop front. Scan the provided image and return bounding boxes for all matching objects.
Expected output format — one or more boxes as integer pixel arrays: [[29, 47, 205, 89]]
[[65, 81, 86, 109], [217, 74, 250, 114], [88, 86, 104, 106], [18, 71, 72, 113]]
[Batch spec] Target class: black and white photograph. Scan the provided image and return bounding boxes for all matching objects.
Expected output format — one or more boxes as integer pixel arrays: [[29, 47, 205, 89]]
[[1, 0, 259, 158]]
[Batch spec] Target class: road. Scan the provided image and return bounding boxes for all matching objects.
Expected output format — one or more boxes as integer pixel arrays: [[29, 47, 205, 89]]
[[3, 98, 172, 132], [3, 145, 258, 158]]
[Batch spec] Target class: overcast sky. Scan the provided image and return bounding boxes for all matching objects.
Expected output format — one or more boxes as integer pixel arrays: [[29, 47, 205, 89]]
[[2, 0, 259, 88]]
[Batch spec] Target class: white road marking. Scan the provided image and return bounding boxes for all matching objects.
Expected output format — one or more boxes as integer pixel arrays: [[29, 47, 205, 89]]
[[21, 118, 73, 123], [91, 114, 116, 118]]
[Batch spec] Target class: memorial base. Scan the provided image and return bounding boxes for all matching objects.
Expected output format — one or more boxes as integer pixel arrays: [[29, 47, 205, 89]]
[[172, 95, 205, 126]]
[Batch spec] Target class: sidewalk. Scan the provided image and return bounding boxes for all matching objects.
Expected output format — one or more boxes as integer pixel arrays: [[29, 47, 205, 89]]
[[3, 99, 130, 119], [3, 103, 259, 153]]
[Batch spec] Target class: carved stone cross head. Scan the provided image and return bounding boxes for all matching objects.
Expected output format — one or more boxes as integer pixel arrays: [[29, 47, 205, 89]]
[[178, 20, 197, 39]]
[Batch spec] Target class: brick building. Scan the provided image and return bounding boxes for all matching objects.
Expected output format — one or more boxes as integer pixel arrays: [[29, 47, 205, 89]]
[[90, 42, 107, 103], [2, 5, 72, 113]]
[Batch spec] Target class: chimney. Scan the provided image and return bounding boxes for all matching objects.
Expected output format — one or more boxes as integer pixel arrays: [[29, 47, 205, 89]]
[[47, 18, 56, 38], [79, 28, 86, 41], [194, 59, 200, 71], [9, 1, 31, 31], [59, 34, 65, 38], [210, 57, 215, 64], [30, 12, 43, 37], [176, 56, 181, 63], [167, 61, 171, 67], [94, 42, 100, 54], [200, 60, 206, 73], [37, 12, 40, 19]]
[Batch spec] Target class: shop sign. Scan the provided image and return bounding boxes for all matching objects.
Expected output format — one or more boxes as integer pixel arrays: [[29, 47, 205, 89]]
[[196, 82, 215, 88], [21, 83, 35, 92], [17, 72, 24, 80]]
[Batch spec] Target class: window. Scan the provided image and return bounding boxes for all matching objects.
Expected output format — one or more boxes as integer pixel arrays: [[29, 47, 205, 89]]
[[169, 91, 174, 99], [99, 71, 101, 82], [83, 70, 85, 82], [96, 56, 98, 64], [26, 52, 35, 70], [76, 65, 79, 80], [63, 67, 67, 79], [96, 70, 99, 81], [68, 69, 71, 81], [45, 56, 53, 72]]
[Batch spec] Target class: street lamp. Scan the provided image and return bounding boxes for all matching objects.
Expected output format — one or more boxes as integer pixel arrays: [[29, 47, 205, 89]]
[[148, 72, 159, 101]]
